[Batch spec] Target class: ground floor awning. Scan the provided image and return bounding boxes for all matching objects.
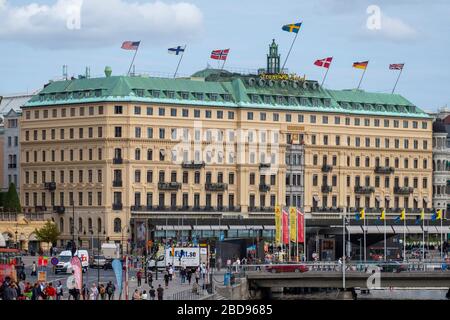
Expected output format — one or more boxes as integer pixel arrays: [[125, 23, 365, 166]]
[[193, 226, 211, 230], [407, 226, 423, 233], [264, 226, 275, 230], [364, 226, 383, 234], [210, 225, 229, 230], [423, 226, 439, 233], [156, 225, 174, 230], [248, 225, 264, 230], [434, 226, 450, 234], [346, 226, 363, 234], [391, 226, 409, 234]]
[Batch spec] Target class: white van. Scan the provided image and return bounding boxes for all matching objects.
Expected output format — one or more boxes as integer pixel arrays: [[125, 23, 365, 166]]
[[55, 250, 89, 274]]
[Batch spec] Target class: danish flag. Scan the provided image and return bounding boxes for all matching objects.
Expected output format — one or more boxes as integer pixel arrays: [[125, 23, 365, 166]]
[[314, 57, 333, 69]]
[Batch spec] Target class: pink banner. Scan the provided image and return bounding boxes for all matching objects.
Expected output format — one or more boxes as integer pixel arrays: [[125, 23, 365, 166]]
[[297, 209, 304, 243], [70, 256, 82, 290], [282, 209, 289, 244]]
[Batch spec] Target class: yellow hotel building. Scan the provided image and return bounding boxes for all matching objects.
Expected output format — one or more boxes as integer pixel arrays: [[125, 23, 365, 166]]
[[19, 44, 432, 250]]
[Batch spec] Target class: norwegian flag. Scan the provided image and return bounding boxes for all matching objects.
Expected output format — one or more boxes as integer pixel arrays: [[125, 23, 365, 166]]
[[210, 49, 230, 61], [389, 63, 404, 70], [314, 57, 333, 69]]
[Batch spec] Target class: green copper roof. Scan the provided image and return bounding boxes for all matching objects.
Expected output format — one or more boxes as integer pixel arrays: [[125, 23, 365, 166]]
[[24, 72, 430, 119]]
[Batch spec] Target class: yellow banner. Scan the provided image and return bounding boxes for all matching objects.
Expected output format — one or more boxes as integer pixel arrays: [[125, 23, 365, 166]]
[[275, 206, 282, 245], [289, 207, 297, 242]]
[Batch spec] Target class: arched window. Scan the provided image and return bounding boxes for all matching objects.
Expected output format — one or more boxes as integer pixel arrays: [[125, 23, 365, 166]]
[[98, 218, 102, 232], [114, 218, 121, 233], [60, 217, 64, 232], [135, 148, 141, 160]]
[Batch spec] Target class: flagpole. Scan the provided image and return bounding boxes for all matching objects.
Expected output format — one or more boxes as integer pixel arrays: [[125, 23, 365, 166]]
[[220, 56, 228, 71], [357, 65, 368, 90], [391, 67, 404, 94], [173, 45, 186, 78], [281, 31, 299, 72], [422, 211, 425, 262], [403, 211, 406, 262], [127, 45, 140, 76], [363, 213, 366, 263], [384, 211, 387, 261], [321, 58, 332, 87]]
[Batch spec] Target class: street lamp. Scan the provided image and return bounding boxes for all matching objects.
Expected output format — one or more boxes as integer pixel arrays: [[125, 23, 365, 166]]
[[97, 228, 106, 286], [121, 225, 130, 256]]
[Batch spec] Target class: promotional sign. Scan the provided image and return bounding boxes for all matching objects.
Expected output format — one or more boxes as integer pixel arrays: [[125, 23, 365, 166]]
[[70, 256, 82, 290], [38, 256, 48, 267], [112, 259, 123, 299], [282, 209, 289, 244], [166, 247, 200, 267], [297, 209, 305, 243], [289, 207, 297, 242], [50, 257, 59, 266], [38, 271, 46, 282], [0, 264, 16, 282], [274, 206, 282, 245]]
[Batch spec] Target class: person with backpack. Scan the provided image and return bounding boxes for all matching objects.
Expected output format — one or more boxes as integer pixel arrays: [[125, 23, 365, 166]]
[[149, 286, 156, 300], [137, 269, 142, 287], [99, 284, 106, 300], [106, 281, 115, 300]]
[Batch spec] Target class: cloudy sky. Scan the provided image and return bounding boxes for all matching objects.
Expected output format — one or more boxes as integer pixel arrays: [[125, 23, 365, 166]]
[[0, 0, 449, 111]]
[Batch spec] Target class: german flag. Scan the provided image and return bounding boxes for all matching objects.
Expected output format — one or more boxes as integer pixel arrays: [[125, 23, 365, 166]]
[[353, 61, 369, 70]]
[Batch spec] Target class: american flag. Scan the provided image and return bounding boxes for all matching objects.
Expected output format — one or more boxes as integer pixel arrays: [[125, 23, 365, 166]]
[[389, 63, 404, 70], [314, 57, 333, 69], [121, 41, 140, 50], [210, 49, 229, 61]]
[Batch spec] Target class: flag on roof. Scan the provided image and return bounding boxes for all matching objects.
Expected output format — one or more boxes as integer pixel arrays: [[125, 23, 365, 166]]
[[168, 46, 186, 55], [282, 22, 302, 33], [210, 49, 230, 61], [314, 57, 333, 69], [121, 41, 140, 50], [389, 63, 404, 70], [353, 61, 369, 70]]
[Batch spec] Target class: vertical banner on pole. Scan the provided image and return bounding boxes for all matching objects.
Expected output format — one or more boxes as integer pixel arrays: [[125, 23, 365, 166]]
[[282, 209, 289, 245], [274, 206, 282, 245], [297, 209, 304, 243], [289, 207, 297, 242]]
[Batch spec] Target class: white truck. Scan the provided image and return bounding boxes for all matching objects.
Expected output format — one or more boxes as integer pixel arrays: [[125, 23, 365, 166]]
[[54, 250, 89, 274], [148, 247, 207, 270], [101, 243, 120, 260]]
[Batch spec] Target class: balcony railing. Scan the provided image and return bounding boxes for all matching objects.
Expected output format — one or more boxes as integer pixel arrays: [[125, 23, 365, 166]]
[[374, 166, 395, 174], [112, 203, 123, 210], [44, 182, 56, 191], [34, 206, 47, 212], [259, 163, 271, 170], [113, 158, 123, 164], [113, 180, 123, 187], [394, 187, 414, 194], [354, 186, 375, 194], [181, 161, 205, 169], [131, 206, 241, 212], [8, 164, 17, 169], [158, 182, 182, 190], [248, 207, 275, 213], [321, 165, 332, 172], [53, 206, 65, 214], [205, 183, 228, 191], [259, 184, 271, 192], [321, 185, 332, 193]]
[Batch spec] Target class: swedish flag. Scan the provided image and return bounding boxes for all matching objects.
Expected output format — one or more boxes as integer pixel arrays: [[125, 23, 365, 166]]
[[355, 208, 365, 220], [400, 208, 406, 220], [282, 22, 302, 33], [379, 209, 385, 220], [432, 209, 443, 221]]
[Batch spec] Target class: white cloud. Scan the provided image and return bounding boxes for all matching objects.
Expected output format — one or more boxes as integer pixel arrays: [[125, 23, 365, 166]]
[[360, 11, 418, 42], [0, 0, 204, 49]]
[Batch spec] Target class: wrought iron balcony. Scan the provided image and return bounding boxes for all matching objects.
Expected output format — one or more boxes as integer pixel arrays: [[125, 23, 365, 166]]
[[181, 161, 205, 169], [44, 182, 56, 191], [130, 205, 241, 212], [112, 203, 123, 210], [321, 165, 332, 172], [205, 183, 228, 191], [8, 164, 17, 169], [259, 163, 271, 170], [113, 180, 123, 187], [53, 206, 65, 214], [34, 206, 47, 212], [321, 185, 332, 193], [113, 158, 123, 164], [394, 186, 413, 194], [354, 186, 375, 194], [259, 184, 271, 192], [158, 182, 182, 190], [248, 207, 275, 213], [374, 166, 395, 174]]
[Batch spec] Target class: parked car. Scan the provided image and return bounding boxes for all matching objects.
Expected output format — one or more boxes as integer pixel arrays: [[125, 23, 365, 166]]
[[266, 264, 309, 273], [90, 255, 107, 269]]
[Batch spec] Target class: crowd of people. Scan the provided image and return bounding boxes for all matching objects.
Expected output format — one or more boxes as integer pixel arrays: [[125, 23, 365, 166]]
[[0, 276, 64, 300]]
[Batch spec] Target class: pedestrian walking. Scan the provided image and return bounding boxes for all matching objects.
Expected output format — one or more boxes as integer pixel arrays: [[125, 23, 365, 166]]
[[148, 272, 153, 287], [90, 283, 99, 300], [141, 290, 148, 300], [180, 268, 186, 284], [44, 282, 57, 300], [195, 268, 200, 284], [164, 272, 170, 288], [106, 281, 115, 300], [81, 284, 88, 300], [149, 286, 156, 300], [169, 266, 174, 281], [132, 289, 140, 300], [137, 269, 142, 287], [157, 284, 164, 300], [31, 262, 37, 276], [187, 269, 192, 285], [99, 284, 106, 300], [56, 281, 63, 300]]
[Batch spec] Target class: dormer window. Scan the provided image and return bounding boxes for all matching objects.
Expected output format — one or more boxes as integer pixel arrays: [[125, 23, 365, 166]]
[[151, 90, 160, 98], [165, 91, 175, 99], [208, 93, 218, 101], [180, 92, 189, 99], [223, 94, 231, 102], [134, 89, 144, 97]]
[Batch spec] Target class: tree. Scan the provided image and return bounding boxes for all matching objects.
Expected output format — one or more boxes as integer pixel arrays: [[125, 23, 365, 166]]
[[4, 183, 21, 212], [35, 220, 61, 253]]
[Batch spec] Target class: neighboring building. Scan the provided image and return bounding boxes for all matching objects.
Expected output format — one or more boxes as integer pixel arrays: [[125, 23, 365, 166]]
[[3, 109, 21, 192], [0, 126, 4, 191], [432, 116, 450, 218], [19, 41, 433, 252]]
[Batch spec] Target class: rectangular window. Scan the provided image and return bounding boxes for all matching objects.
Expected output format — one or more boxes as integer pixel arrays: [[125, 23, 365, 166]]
[[322, 116, 328, 124], [298, 114, 304, 123], [158, 108, 165, 116], [217, 110, 223, 119], [134, 106, 141, 115], [114, 127, 122, 138], [310, 115, 316, 123], [170, 108, 177, 117], [114, 106, 123, 114], [205, 110, 212, 118], [228, 111, 234, 119], [286, 114, 292, 122], [334, 116, 340, 125], [247, 112, 253, 120]]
